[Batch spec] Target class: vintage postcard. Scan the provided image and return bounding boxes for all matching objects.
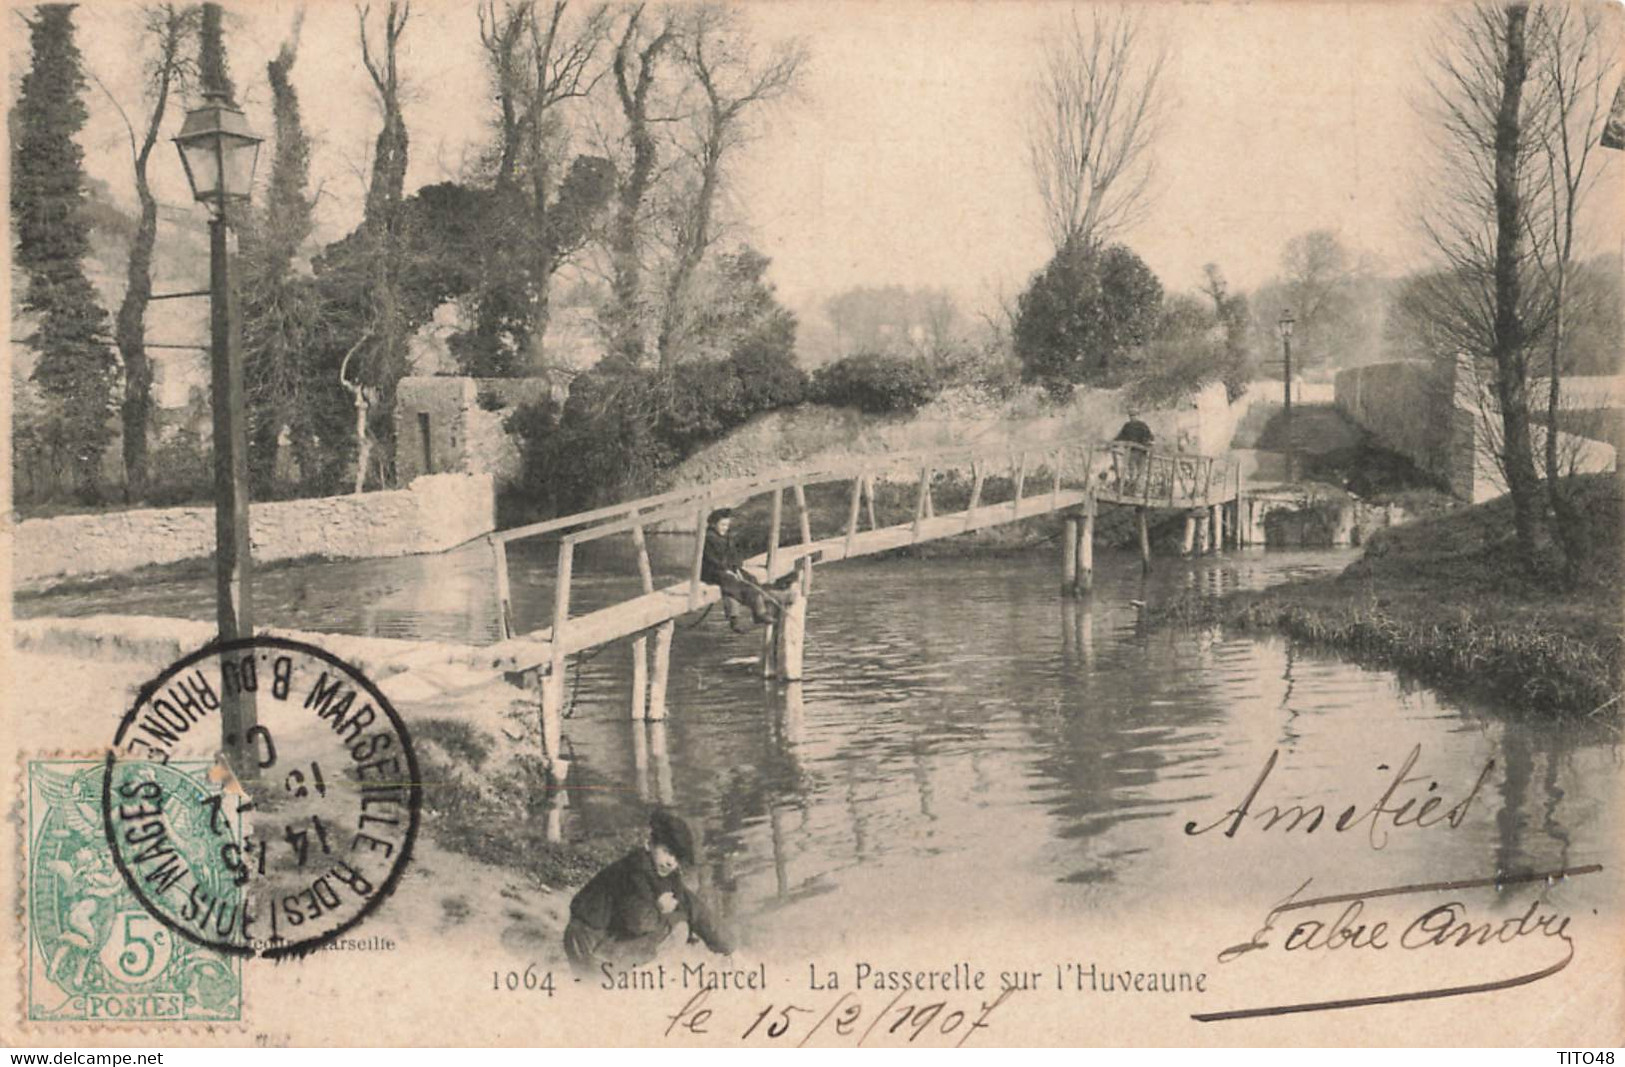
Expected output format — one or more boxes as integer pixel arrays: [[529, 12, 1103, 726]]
[[3, 0, 1623, 1049]]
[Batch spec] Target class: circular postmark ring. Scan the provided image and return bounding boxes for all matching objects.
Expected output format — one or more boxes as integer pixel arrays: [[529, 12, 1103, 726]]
[[102, 635, 421, 960]]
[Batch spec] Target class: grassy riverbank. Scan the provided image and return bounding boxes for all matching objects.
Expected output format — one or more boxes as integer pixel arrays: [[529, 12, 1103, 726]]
[[1157, 474, 1624, 718], [411, 717, 645, 888]]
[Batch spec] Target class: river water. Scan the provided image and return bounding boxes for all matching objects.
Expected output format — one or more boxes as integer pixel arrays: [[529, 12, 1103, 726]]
[[546, 547, 1621, 964], [20, 543, 1621, 968]]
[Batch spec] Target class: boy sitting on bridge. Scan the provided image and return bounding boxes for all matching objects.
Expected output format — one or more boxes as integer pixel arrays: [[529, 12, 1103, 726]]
[[701, 508, 795, 632]]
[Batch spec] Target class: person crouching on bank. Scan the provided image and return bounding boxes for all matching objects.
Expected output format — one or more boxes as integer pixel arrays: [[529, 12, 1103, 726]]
[[563, 808, 733, 978]]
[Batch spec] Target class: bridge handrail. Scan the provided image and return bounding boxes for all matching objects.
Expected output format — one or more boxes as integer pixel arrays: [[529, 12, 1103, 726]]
[[489, 438, 1236, 653], [489, 437, 1131, 549]]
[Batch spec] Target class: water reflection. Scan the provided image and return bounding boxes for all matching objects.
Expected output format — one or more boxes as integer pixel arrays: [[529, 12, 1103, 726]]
[[20, 535, 1619, 951], [548, 548, 1619, 953]]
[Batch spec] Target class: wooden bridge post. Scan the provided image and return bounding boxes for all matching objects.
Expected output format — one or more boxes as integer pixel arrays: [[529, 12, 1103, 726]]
[[777, 557, 812, 682], [1212, 503, 1225, 552], [964, 460, 985, 531], [1077, 498, 1095, 594], [630, 521, 655, 720], [844, 472, 863, 556], [1012, 452, 1029, 515], [489, 534, 513, 641], [1181, 514, 1197, 557], [1062, 514, 1078, 593], [688, 506, 708, 611], [649, 720, 674, 804], [1136, 506, 1151, 572], [761, 615, 778, 679], [794, 481, 813, 545], [760, 485, 785, 678], [544, 537, 573, 783], [648, 621, 674, 721], [913, 465, 933, 538], [630, 638, 648, 720], [767, 487, 783, 579]]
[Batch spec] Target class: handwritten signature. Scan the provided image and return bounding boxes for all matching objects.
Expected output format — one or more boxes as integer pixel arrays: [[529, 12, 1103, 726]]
[[1197, 865, 1599, 1021]]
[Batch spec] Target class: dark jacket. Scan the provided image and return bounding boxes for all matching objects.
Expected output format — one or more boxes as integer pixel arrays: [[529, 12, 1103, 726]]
[[1115, 417, 1154, 447], [567, 848, 732, 962], [701, 527, 742, 585]]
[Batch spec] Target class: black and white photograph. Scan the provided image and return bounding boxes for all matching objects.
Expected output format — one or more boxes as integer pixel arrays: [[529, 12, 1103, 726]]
[[3, 0, 1623, 1049]]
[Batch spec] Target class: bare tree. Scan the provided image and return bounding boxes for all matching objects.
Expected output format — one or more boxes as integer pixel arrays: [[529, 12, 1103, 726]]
[[1278, 229, 1360, 370], [606, 2, 677, 364], [480, 1, 533, 191], [1419, 1, 1550, 567], [360, 2, 410, 226], [94, 4, 200, 501], [1026, 5, 1167, 253], [476, 0, 611, 364], [654, 3, 805, 366], [1199, 263, 1228, 315], [1524, 0, 1617, 571]]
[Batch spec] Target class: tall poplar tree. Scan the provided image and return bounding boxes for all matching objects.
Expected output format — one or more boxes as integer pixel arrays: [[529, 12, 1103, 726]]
[[12, 4, 119, 496]]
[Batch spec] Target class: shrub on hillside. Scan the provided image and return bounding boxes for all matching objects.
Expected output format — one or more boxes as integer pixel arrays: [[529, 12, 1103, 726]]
[[811, 351, 942, 415], [144, 429, 213, 508], [505, 346, 809, 518]]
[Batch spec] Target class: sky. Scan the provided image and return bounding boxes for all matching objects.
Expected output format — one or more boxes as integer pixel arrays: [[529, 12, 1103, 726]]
[[10, 0, 1625, 323]]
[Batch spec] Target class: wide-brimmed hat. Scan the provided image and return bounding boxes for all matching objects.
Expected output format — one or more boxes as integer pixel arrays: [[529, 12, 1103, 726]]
[[649, 807, 697, 867]]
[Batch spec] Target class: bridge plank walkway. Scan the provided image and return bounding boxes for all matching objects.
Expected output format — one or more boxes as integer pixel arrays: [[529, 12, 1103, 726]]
[[485, 488, 1094, 672]]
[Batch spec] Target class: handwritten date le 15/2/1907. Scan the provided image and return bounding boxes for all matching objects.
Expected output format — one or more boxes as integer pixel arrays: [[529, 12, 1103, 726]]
[[663, 986, 1018, 1047]]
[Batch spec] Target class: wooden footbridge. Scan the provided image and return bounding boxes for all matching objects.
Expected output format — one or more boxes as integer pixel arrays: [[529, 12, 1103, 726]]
[[480, 439, 1245, 793]]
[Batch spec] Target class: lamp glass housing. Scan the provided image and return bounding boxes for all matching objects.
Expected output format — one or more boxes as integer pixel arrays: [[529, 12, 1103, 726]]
[[1277, 309, 1296, 340], [173, 97, 262, 207]]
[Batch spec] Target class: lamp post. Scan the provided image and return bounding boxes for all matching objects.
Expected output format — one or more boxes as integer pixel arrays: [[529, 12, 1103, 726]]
[[174, 91, 262, 774], [1277, 308, 1296, 482]]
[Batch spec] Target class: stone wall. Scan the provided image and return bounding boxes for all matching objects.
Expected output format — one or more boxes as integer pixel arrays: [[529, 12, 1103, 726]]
[[1334, 361, 1460, 492], [1336, 360, 1617, 502], [394, 378, 475, 484], [15, 473, 495, 588], [394, 376, 556, 487]]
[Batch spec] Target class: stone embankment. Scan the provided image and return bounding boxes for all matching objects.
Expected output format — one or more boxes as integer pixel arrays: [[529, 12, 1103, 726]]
[[13, 473, 495, 590]]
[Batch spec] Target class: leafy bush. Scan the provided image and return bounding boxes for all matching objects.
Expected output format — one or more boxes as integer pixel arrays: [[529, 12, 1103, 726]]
[[1013, 240, 1162, 399], [505, 343, 808, 518], [810, 351, 942, 414], [145, 429, 213, 508]]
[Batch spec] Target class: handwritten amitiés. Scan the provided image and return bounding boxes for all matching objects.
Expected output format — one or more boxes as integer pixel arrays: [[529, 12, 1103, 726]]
[[1182, 745, 1494, 849]]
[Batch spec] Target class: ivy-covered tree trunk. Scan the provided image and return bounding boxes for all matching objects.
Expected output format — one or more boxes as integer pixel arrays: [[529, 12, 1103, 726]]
[[608, 9, 674, 366], [115, 4, 194, 502], [354, 1, 412, 491], [242, 18, 318, 497], [13, 4, 118, 499]]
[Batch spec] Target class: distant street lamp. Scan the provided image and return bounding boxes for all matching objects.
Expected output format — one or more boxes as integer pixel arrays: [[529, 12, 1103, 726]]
[[174, 90, 262, 774], [1277, 308, 1296, 481]]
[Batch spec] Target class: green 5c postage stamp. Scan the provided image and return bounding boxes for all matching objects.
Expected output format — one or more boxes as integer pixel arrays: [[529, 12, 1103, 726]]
[[25, 759, 243, 1023]]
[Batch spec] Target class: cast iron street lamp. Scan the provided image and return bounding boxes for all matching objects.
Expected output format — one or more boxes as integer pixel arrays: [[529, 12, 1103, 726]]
[[1277, 308, 1296, 481], [174, 90, 262, 773]]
